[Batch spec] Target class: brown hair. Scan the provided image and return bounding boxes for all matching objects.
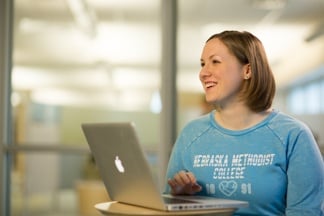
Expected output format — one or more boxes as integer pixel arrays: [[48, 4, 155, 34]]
[[206, 30, 276, 112]]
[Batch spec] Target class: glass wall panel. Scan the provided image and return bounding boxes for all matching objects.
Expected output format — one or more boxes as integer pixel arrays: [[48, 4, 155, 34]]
[[11, 152, 109, 216], [12, 0, 161, 215], [13, 0, 161, 146]]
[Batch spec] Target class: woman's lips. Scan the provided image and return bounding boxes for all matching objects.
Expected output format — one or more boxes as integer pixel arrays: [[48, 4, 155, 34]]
[[205, 81, 217, 89]]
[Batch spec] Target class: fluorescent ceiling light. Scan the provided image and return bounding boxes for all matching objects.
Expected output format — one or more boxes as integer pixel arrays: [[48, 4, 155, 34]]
[[250, 0, 287, 9], [30, 87, 153, 111], [12, 66, 111, 90]]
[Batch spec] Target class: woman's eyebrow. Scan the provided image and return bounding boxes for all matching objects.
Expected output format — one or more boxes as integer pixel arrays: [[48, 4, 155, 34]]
[[201, 54, 221, 61]]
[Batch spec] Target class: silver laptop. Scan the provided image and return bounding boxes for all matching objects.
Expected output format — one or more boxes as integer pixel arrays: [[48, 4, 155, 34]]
[[81, 122, 248, 211]]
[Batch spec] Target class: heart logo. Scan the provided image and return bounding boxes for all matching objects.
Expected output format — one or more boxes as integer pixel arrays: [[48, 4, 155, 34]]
[[219, 180, 237, 197]]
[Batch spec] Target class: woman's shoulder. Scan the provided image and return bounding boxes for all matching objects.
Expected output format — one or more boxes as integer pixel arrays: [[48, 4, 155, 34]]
[[267, 110, 313, 140], [269, 110, 310, 130], [177, 112, 214, 142], [183, 112, 213, 130]]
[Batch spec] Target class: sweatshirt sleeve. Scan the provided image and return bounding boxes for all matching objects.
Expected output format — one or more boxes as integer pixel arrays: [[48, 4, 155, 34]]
[[285, 127, 324, 216], [163, 114, 211, 194], [163, 131, 187, 194]]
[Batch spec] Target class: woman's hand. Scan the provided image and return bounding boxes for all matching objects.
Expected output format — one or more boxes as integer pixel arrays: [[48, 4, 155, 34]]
[[167, 170, 202, 195]]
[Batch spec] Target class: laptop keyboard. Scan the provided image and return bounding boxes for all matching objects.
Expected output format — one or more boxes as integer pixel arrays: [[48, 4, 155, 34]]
[[163, 196, 197, 204]]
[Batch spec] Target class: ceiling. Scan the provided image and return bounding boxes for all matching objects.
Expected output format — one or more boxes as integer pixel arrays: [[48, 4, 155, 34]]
[[12, 0, 324, 110]]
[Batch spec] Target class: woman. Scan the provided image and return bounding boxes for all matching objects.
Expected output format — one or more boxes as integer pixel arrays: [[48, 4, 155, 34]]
[[165, 30, 324, 215]]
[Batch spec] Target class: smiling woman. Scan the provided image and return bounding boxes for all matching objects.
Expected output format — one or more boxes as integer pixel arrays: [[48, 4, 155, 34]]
[[166, 30, 324, 216]]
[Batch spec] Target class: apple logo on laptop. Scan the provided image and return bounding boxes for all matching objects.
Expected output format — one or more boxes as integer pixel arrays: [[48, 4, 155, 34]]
[[114, 156, 125, 173]]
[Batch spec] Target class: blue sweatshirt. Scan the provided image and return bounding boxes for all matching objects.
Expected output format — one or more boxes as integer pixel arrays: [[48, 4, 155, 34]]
[[165, 110, 324, 215]]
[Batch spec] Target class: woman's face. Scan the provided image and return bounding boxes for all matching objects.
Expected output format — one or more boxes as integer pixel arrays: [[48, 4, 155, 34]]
[[199, 38, 249, 108]]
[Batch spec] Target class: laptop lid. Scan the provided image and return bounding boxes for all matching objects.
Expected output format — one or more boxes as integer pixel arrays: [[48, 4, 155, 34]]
[[82, 122, 167, 211], [81, 122, 248, 212]]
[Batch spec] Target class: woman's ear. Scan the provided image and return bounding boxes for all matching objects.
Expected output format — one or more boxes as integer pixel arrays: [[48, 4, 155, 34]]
[[243, 64, 251, 80]]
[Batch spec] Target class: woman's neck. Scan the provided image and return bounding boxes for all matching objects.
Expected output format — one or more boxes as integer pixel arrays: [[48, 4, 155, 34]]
[[214, 105, 271, 130]]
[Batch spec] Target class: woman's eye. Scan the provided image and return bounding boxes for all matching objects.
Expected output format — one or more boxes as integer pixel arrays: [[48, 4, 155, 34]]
[[212, 59, 220, 64], [200, 62, 205, 67]]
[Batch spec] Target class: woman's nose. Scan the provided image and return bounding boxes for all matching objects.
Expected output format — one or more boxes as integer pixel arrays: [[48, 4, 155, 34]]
[[199, 66, 211, 79]]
